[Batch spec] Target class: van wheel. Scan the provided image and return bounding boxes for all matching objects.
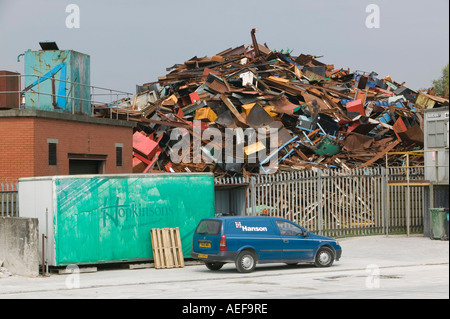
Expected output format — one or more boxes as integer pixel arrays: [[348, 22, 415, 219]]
[[286, 263, 298, 266], [205, 262, 224, 271], [235, 250, 257, 273], [314, 247, 335, 267]]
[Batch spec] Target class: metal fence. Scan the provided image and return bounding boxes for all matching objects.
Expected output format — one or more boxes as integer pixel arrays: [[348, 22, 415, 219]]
[[0, 73, 133, 117], [2, 168, 426, 236], [215, 167, 426, 238], [1, 182, 18, 217]]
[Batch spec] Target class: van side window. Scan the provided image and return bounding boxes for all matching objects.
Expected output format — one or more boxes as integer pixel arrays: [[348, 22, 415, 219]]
[[276, 221, 304, 236]]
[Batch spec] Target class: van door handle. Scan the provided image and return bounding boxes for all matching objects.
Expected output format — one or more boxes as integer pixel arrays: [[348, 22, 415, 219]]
[[283, 239, 289, 243]]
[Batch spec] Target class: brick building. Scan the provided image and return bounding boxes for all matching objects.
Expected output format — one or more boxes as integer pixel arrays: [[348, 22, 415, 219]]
[[0, 109, 135, 183]]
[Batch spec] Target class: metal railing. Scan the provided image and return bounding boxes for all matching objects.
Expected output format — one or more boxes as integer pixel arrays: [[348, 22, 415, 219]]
[[0, 73, 133, 117], [385, 150, 449, 185], [1, 182, 18, 217], [216, 167, 426, 238]]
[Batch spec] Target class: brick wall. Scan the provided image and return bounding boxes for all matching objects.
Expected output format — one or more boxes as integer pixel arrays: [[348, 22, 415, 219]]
[[0, 115, 133, 183], [0, 117, 35, 182]]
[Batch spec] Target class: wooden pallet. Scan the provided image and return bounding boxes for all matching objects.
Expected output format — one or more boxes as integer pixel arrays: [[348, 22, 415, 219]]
[[150, 227, 184, 269]]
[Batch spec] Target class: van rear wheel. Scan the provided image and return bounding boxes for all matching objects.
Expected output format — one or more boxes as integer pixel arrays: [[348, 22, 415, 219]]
[[235, 250, 257, 273], [205, 262, 224, 271]]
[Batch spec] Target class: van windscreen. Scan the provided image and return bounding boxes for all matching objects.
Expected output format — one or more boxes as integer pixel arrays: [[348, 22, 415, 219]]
[[195, 220, 222, 235]]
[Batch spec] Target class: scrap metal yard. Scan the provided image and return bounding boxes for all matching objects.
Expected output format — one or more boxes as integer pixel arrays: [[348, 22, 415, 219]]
[[0, 0, 449, 304]]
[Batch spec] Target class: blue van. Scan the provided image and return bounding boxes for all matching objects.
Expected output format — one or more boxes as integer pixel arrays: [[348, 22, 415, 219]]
[[191, 216, 342, 273]]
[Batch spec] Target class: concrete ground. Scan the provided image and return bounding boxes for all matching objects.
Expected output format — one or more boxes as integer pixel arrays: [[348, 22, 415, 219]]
[[0, 235, 448, 299]]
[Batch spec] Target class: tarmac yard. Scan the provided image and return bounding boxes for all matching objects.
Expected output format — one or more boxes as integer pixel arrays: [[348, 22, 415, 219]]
[[0, 235, 448, 300]]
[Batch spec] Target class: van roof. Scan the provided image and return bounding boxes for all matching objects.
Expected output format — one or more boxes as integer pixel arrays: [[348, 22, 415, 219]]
[[204, 216, 287, 221]]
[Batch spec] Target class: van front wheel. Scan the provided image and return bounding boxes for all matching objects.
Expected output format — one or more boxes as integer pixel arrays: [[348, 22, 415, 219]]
[[314, 247, 335, 267], [235, 250, 257, 273]]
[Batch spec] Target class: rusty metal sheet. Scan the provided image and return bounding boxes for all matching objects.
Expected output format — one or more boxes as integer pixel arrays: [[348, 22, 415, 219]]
[[360, 140, 400, 168], [342, 133, 374, 151], [215, 110, 237, 128], [220, 94, 247, 125], [397, 124, 424, 145], [270, 95, 297, 115], [268, 121, 294, 147], [247, 103, 274, 128]]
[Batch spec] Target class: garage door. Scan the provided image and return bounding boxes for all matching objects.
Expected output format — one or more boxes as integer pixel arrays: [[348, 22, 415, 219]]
[[69, 159, 102, 175]]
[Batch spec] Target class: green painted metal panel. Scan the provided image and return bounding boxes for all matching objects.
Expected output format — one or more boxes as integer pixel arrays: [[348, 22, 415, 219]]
[[52, 174, 215, 266], [314, 137, 341, 156]]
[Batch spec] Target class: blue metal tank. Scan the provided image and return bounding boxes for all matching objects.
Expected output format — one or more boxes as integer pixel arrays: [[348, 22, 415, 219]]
[[23, 44, 91, 115]]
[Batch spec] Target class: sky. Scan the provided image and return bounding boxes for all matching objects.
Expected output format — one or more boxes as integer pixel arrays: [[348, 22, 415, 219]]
[[0, 0, 449, 95]]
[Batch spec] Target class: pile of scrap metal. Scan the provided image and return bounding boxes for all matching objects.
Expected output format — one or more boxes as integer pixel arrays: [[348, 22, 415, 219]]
[[93, 29, 449, 176]]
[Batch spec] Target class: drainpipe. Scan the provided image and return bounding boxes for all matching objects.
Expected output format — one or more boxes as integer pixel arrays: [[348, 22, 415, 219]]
[[17, 53, 25, 63]]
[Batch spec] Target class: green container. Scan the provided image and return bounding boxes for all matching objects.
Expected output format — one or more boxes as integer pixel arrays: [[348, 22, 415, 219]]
[[18, 173, 215, 266], [430, 208, 447, 240]]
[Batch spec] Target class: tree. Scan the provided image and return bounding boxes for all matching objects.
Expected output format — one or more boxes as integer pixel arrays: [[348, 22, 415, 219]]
[[432, 63, 449, 98]]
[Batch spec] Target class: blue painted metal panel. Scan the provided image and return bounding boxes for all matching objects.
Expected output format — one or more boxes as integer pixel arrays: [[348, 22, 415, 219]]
[[24, 49, 90, 115], [379, 112, 393, 125], [367, 80, 376, 88], [374, 100, 389, 107]]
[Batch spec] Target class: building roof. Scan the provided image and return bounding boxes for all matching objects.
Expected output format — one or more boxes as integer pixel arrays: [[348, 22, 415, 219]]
[[0, 109, 136, 128]]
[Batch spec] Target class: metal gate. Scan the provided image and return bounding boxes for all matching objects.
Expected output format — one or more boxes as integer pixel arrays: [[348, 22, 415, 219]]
[[215, 167, 426, 237], [1, 182, 18, 217]]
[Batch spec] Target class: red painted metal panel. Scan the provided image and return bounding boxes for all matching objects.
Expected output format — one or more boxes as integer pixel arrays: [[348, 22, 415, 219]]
[[133, 131, 160, 160], [346, 99, 365, 116]]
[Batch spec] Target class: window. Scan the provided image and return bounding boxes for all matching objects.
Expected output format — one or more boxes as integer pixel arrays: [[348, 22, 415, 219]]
[[195, 220, 222, 236], [47, 139, 58, 165], [115, 143, 123, 167], [116, 147, 123, 166], [276, 221, 304, 236]]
